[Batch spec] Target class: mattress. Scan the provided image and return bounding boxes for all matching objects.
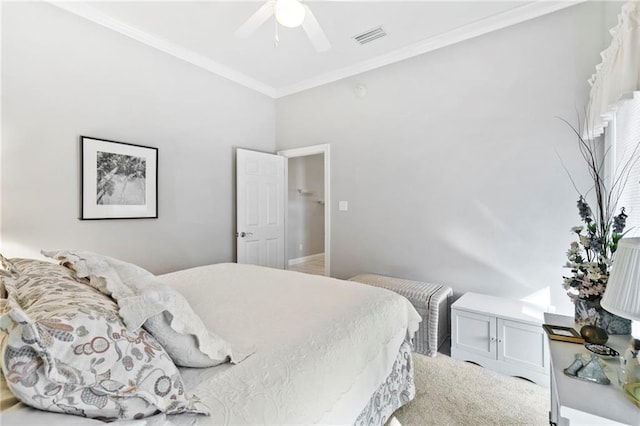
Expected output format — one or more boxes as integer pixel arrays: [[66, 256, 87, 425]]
[[1, 263, 421, 425]]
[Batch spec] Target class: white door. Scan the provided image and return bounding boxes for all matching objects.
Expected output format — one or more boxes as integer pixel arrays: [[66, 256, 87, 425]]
[[236, 149, 285, 268], [497, 319, 548, 373], [452, 309, 497, 359]]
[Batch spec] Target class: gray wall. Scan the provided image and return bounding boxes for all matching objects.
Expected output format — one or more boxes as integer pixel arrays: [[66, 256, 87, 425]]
[[275, 2, 619, 313], [0, 1, 623, 313], [0, 2, 275, 274], [287, 154, 325, 260]]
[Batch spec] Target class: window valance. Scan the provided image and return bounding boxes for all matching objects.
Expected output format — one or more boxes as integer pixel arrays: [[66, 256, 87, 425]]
[[585, 1, 640, 138]]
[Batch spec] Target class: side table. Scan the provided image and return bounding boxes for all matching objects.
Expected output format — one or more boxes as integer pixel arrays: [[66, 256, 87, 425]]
[[545, 312, 639, 425]]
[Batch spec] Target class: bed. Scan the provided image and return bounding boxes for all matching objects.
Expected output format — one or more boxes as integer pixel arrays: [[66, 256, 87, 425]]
[[0, 253, 421, 425]]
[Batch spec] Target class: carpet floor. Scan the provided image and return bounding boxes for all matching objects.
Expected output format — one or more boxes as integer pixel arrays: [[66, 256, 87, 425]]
[[391, 353, 550, 426]]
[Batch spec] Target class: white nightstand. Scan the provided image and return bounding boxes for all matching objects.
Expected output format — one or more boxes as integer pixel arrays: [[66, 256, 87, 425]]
[[545, 312, 639, 426], [451, 292, 549, 385]]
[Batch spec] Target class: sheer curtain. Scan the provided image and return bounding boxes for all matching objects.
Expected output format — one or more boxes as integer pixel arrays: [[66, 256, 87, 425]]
[[585, 1, 639, 138], [589, 2, 640, 234], [604, 92, 640, 236]]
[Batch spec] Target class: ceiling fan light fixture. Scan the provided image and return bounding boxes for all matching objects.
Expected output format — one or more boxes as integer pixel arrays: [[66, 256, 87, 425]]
[[275, 0, 306, 28]]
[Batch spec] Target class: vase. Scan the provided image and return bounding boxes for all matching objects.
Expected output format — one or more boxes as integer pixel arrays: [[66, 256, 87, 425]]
[[574, 298, 632, 335]]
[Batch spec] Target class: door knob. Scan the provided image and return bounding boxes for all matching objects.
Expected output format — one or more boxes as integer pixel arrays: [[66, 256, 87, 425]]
[[236, 232, 253, 238]]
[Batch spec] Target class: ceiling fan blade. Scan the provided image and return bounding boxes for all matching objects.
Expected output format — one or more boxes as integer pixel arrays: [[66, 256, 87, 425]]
[[301, 5, 330, 52], [235, 0, 276, 39]]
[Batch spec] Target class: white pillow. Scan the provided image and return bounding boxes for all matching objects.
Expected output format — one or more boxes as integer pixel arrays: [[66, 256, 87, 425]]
[[42, 250, 249, 367]]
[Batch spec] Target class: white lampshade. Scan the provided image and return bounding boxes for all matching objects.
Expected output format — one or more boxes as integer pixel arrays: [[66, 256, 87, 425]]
[[602, 237, 640, 321], [275, 0, 306, 28]]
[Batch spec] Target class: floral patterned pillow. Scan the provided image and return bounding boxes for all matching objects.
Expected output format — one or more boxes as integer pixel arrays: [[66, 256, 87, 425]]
[[0, 255, 85, 282], [42, 250, 247, 367], [0, 267, 209, 420]]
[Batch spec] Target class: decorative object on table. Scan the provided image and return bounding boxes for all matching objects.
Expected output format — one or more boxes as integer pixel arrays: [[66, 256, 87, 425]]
[[564, 353, 585, 376], [564, 353, 611, 385], [601, 237, 640, 408], [575, 298, 631, 335], [621, 338, 640, 382], [543, 324, 585, 344], [580, 324, 609, 344], [560, 120, 636, 335], [618, 338, 640, 408], [625, 383, 640, 409], [585, 343, 620, 360], [80, 136, 158, 220]]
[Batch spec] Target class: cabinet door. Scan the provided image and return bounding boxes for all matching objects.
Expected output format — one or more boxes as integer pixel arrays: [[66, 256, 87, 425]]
[[452, 309, 497, 359], [497, 318, 548, 373]]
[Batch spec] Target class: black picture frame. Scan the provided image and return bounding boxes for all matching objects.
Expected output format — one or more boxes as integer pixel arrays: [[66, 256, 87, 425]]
[[542, 324, 585, 344], [80, 136, 158, 220]]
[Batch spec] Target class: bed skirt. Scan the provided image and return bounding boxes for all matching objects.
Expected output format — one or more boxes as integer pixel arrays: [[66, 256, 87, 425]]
[[354, 340, 415, 426], [1, 341, 417, 426]]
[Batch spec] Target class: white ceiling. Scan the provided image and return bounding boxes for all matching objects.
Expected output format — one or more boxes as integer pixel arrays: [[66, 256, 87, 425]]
[[52, 1, 583, 98]]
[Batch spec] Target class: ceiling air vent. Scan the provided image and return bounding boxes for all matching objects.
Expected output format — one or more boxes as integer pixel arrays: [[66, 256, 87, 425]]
[[353, 26, 387, 45]]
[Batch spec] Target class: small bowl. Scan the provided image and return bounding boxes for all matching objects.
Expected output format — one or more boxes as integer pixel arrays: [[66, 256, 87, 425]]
[[580, 325, 609, 344], [585, 343, 620, 360]]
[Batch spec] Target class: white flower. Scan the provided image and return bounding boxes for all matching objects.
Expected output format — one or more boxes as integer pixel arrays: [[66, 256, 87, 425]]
[[567, 242, 580, 255], [580, 235, 590, 248], [586, 271, 603, 282]]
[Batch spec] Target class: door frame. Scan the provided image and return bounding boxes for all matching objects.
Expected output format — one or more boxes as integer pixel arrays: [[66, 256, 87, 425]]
[[277, 144, 330, 276]]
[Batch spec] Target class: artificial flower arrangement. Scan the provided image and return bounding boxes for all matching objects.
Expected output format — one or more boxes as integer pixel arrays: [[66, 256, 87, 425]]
[[560, 119, 637, 303], [563, 197, 627, 301]]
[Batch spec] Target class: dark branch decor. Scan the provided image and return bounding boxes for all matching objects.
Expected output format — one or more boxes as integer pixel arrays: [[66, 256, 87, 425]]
[[81, 136, 158, 220], [559, 118, 639, 334]]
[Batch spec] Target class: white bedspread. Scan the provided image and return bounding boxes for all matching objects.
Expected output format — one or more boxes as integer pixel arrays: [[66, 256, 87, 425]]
[[2, 263, 420, 425]]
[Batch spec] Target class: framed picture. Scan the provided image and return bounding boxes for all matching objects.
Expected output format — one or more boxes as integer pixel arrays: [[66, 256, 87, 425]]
[[81, 136, 158, 220], [542, 324, 585, 344]]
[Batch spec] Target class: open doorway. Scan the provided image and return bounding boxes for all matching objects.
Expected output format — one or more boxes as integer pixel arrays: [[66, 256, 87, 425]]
[[278, 145, 330, 276]]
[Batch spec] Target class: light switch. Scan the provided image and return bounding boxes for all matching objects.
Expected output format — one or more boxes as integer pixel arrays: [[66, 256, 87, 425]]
[[338, 201, 348, 211]]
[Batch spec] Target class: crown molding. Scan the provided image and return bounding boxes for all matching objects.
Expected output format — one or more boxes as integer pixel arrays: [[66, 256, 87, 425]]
[[50, 1, 584, 100], [49, 1, 278, 98], [275, 0, 585, 98]]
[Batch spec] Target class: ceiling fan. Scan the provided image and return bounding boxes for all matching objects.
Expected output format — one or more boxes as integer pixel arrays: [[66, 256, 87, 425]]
[[235, 0, 331, 52]]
